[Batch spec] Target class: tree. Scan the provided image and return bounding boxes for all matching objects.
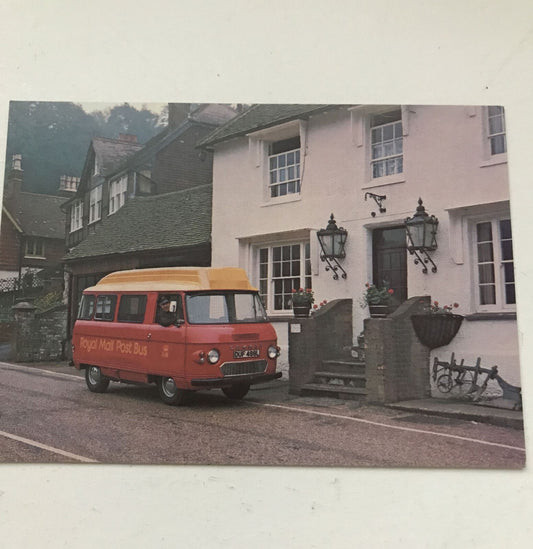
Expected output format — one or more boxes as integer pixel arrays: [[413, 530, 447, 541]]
[[4, 101, 164, 195]]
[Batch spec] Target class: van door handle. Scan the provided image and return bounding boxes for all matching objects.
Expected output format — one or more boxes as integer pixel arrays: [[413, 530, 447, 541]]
[[147, 333, 152, 340]]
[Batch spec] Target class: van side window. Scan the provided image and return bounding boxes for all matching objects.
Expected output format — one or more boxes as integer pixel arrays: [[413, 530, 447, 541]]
[[155, 294, 183, 326], [94, 295, 117, 321], [117, 295, 147, 323], [78, 295, 95, 320]]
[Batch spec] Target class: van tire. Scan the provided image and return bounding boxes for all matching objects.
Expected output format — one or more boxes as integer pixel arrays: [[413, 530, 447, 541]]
[[157, 376, 189, 406], [222, 384, 250, 400], [85, 366, 110, 393]]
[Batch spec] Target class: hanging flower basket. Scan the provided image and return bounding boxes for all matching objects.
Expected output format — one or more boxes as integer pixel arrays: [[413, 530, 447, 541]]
[[411, 313, 464, 349], [293, 305, 311, 318]]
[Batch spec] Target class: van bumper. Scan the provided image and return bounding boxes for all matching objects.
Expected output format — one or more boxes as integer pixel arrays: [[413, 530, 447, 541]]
[[191, 371, 282, 388]]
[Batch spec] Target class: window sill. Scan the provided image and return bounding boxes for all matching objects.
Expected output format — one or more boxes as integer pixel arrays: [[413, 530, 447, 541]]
[[362, 174, 406, 189], [24, 255, 46, 260], [261, 195, 302, 208], [464, 312, 516, 321], [480, 154, 507, 168]]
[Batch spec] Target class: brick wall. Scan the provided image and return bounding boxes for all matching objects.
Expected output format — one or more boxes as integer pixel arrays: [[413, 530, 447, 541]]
[[10, 302, 68, 362], [0, 210, 21, 271], [365, 296, 431, 403], [153, 125, 214, 194]]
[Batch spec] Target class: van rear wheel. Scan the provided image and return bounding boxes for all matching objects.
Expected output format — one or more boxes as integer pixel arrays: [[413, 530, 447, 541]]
[[157, 376, 189, 406], [85, 366, 110, 393], [222, 384, 250, 400]]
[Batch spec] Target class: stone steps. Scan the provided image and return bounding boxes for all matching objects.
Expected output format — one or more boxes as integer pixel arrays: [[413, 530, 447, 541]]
[[300, 353, 367, 400], [300, 383, 367, 400], [313, 371, 366, 388]]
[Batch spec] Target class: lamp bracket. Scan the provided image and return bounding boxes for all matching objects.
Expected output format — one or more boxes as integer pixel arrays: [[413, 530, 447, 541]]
[[408, 248, 437, 274], [364, 192, 386, 216], [319, 252, 347, 280]]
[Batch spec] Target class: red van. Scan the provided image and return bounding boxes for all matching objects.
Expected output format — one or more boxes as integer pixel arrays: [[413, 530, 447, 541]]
[[72, 267, 281, 405]]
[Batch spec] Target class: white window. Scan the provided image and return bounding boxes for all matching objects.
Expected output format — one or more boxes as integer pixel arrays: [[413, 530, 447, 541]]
[[475, 217, 515, 310], [487, 106, 506, 155], [109, 176, 127, 215], [89, 185, 102, 224], [70, 200, 83, 232], [24, 238, 44, 258], [370, 110, 403, 179], [268, 137, 301, 198], [258, 242, 311, 313]]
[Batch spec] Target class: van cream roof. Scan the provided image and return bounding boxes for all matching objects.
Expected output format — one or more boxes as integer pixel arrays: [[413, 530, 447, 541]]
[[85, 267, 257, 292]]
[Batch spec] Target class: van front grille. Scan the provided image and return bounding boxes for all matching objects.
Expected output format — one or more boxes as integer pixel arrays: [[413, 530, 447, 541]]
[[220, 360, 267, 377]]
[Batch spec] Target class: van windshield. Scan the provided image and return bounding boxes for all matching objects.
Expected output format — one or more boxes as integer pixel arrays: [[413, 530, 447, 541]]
[[185, 291, 268, 324]]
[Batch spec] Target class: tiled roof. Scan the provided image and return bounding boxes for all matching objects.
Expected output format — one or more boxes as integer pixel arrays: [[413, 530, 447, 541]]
[[189, 104, 239, 126], [197, 104, 336, 148], [92, 137, 143, 176], [5, 192, 65, 239], [64, 184, 212, 261]]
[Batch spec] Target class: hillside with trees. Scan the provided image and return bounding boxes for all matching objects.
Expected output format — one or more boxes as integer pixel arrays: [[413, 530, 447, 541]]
[[3, 101, 165, 195]]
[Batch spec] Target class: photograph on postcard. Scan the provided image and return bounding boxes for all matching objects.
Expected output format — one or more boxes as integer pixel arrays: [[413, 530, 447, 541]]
[[0, 101, 525, 467]]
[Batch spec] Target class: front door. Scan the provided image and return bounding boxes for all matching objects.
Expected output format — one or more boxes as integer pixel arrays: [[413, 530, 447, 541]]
[[372, 227, 407, 305]]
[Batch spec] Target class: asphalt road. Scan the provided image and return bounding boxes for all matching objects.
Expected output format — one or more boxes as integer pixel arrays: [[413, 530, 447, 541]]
[[0, 361, 526, 468]]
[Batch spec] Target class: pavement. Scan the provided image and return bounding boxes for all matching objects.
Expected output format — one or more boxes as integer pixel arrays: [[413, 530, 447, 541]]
[[3, 360, 524, 430]]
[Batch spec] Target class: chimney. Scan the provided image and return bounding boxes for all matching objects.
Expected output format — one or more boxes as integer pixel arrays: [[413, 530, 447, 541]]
[[3, 154, 24, 200], [58, 175, 80, 194], [168, 103, 191, 128], [118, 134, 138, 143]]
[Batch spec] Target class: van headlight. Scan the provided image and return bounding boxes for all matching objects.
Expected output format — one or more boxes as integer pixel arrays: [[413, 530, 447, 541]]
[[268, 346, 279, 359], [207, 349, 220, 364]]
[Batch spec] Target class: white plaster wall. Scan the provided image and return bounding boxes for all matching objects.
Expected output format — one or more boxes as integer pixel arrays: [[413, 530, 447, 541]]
[[210, 105, 521, 384]]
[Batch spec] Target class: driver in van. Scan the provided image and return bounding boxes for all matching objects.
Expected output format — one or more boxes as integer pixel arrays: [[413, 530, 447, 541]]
[[156, 296, 177, 327]]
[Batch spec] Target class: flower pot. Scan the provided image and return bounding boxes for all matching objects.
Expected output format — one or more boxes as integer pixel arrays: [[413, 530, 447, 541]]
[[293, 305, 311, 318], [368, 304, 392, 318], [411, 313, 464, 349]]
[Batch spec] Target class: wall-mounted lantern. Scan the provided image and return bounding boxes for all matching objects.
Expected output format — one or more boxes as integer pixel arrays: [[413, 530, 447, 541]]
[[404, 198, 439, 273], [317, 213, 348, 280]]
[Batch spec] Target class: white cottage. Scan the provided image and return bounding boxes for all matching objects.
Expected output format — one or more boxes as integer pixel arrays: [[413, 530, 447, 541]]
[[199, 104, 520, 388]]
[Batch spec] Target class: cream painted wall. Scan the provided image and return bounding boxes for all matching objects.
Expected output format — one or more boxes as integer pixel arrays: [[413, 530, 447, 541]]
[[210, 105, 520, 383]]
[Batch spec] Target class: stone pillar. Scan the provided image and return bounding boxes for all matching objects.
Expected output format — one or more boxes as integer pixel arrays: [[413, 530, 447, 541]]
[[10, 301, 36, 362], [365, 296, 431, 403], [288, 299, 352, 394], [288, 317, 319, 394]]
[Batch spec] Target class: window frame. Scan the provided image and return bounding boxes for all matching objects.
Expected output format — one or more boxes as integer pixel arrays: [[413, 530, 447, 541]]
[[117, 294, 147, 323], [257, 241, 312, 315], [70, 199, 83, 232], [94, 295, 118, 322], [472, 215, 515, 313], [185, 291, 268, 325], [268, 136, 302, 199], [89, 185, 103, 224], [369, 109, 404, 180], [24, 237, 45, 258], [109, 175, 128, 215], [487, 105, 507, 156], [77, 294, 96, 320]]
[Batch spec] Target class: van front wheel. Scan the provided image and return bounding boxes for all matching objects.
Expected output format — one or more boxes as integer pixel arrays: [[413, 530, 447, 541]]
[[222, 384, 250, 400], [85, 366, 110, 393], [157, 376, 189, 406]]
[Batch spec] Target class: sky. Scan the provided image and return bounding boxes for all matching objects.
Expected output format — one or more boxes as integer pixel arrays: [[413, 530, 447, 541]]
[[77, 102, 167, 114]]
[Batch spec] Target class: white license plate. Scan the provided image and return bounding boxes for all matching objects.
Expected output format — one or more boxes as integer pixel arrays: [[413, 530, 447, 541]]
[[233, 349, 260, 359]]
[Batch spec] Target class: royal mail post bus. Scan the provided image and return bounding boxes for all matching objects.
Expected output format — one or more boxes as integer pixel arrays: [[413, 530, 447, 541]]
[[72, 267, 281, 405]]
